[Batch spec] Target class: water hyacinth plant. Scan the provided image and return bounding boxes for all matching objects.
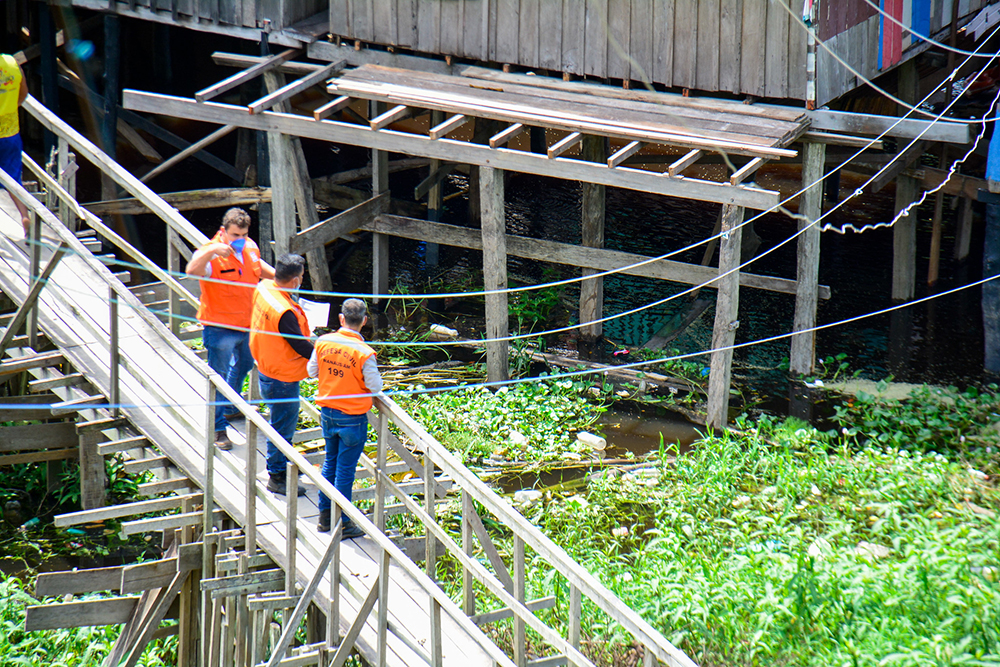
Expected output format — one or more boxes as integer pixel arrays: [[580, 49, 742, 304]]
[[527, 417, 1000, 667]]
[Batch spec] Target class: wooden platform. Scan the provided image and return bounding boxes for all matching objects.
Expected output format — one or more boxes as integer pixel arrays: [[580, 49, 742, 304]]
[[0, 199, 498, 667]]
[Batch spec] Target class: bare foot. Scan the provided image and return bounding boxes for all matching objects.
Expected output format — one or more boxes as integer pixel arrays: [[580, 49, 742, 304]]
[[21, 218, 30, 239]]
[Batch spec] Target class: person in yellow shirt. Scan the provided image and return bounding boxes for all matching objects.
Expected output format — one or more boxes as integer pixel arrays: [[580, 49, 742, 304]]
[[249, 253, 313, 497], [186, 208, 274, 450], [307, 299, 383, 538], [0, 53, 31, 235]]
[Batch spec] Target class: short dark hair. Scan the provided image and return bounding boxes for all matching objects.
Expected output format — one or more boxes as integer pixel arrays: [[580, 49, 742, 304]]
[[341, 298, 367, 327], [222, 208, 251, 231], [274, 253, 305, 283]]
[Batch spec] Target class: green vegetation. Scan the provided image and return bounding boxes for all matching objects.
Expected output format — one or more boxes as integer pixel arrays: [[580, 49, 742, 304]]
[[0, 576, 176, 667], [527, 417, 1000, 667]]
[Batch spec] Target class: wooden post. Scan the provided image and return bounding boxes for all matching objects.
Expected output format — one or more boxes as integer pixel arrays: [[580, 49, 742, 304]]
[[374, 411, 387, 532], [265, 73, 296, 259], [109, 286, 120, 418], [928, 187, 945, 286], [167, 229, 183, 337], [984, 201, 1000, 375], [893, 60, 919, 302], [705, 205, 745, 429], [372, 101, 390, 305], [954, 197, 973, 261], [78, 430, 107, 510], [461, 490, 475, 616], [892, 175, 918, 301], [426, 110, 444, 267], [27, 216, 41, 351], [513, 535, 526, 667], [202, 376, 216, 667], [57, 137, 77, 232], [580, 136, 607, 353], [245, 367, 259, 556], [481, 166, 509, 383], [790, 141, 825, 375], [289, 137, 334, 292], [424, 450, 437, 580], [256, 36, 274, 265]]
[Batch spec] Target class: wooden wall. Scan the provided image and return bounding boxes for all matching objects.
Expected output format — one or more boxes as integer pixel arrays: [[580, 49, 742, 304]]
[[328, 0, 995, 105], [102, 0, 325, 30]]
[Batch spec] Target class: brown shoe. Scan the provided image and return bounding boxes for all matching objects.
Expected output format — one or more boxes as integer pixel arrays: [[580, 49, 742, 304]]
[[214, 430, 233, 451]]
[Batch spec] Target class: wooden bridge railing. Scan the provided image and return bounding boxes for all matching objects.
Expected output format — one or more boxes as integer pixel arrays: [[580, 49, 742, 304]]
[[11, 93, 697, 667]]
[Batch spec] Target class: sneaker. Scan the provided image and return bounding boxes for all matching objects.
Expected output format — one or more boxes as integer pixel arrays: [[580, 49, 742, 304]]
[[317, 510, 331, 533], [214, 430, 233, 451], [341, 522, 365, 540], [266, 475, 306, 497]]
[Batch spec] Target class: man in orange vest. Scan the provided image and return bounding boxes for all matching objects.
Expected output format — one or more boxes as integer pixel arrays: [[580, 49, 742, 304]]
[[249, 253, 313, 496], [0, 53, 30, 234], [186, 208, 274, 450], [307, 298, 383, 538]]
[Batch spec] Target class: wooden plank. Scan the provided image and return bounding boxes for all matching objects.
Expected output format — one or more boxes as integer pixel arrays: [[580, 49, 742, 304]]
[[705, 204, 745, 429], [366, 214, 831, 298], [439, 0, 462, 56], [741, 0, 766, 96], [249, 62, 345, 114], [28, 372, 87, 393], [55, 493, 203, 528], [314, 96, 352, 121], [471, 596, 557, 625], [763, 0, 789, 99], [584, 0, 609, 77], [607, 141, 643, 168], [490, 123, 527, 149], [547, 132, 582, 158], [36, 566, 123, 597], [867, 141, 927, 194], [415, 0, 441, 54], [121, 455, 169, 474], [672, 0, 698, 88], [429, 114, 470, 140], [25, 597, 140, 631], [123, 91, 784, 208], [371, 105, 413, 130], [121, 557, 181, 594], [652, 0, 675, 86], [0, 351, 66, 376], [0, 422, 77, 452], [121, 510, 222, 536], [628, 0, 652, 84], [539, 0, 563, 70], [372, 0, 394, 44], [790, 141, 824, 375], [84, 187, 271, 217], [719, 0, 742, 92], [50, 395, 106, 416], [495, 0, 520, 64], [729, 158, 765, 185], [696, 0, 720, 90], [668, 149, 702, 176], [98, 435, 149, 455], [481, 167, 508, 384], [201, 569, 285, 596], [561, 0, 586, 75], [0, 448, 77, 466], [291, 192, 390, 255], [606, 0, 631, 79], [519, 0, 540, 68], [804, 109, 970, 143], [195, 48, 301, 102], [786, 0, 807, 99]]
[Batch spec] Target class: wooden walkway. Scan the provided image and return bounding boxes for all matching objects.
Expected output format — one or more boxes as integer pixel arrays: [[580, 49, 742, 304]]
[[0, 198, 499, 667]]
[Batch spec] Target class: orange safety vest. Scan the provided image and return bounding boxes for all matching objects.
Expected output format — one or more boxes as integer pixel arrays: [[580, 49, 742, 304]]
[[249, 280, 310, 382], [0, 54, 22, 139], [196, 231, 262, 329], [314, 328, 376, 415]]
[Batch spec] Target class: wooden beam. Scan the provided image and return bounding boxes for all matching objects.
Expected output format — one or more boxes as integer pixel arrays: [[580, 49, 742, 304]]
[[122, 91, 784, 209], [668, 150, 703, 177], [97, 435, 149, 455], [0, 448, 77, 466], [481, 167, 509, 383], [730, 158, 765, 185], [804, 108, 970, 144], [429, 113, 469, 139], [547, 132, 582, 158], [140, 125, 237, 184], [25, 597, 140, 631], [248, 61, 344, 115], [368, 214, 831, 298], [50, 395, 106, 416], [121, 557, 182, 594], [802, 131, 883, 150], [414, 163, 458, 200], [313, 95, 352, 121], [0, 422, 77, 452], [0, 352, 67, 382], [28, 372, 87, 393], [120, 510, 222, 536], [195, 48, 301, 102], [55, 493, 203, 528], [83, 187, 272, 217], [607, 141, 643, 168], [489, 123, 527, 148], [471, 596, 557, 625], [867, 141, 927, 194], [370, 104, 412, 130], [289, 192, 390, 255], [0, 245, 68, 358], [790, 142, 824, 375], [36, 566, 123, 596]]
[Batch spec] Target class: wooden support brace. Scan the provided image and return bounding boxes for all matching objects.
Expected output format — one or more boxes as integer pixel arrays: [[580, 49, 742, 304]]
[[97, 435, 149, 455], [289, 192, 390, 254], [140, 125, 237, 184], [607, 141, 643, 168], [313, 95, 352, 121], [489, 123, 526, 148], [121, 510, 222, 536], [36, 565, 124, 596], [26, 597, 140, 630], [730, 157, 765, 185], [706, 204, 745, 429], [0, 447, 77, 466], [429, 113, 469, 139], [414, 163, 457, 199], [195, 48, 302, 102], [50, 394, 107, 416], [0, 245, 68, 357], [55, 493, 203, 528], [249, 62, 345, 115], [547, 132, 583, 158], [463, 502, 514, 591], [0, 422, 77, 452], [470, 596, 557, 625], [28, 372, 86, 392], [668, 149, 703, 177], [0, 351, 66, 379], [328, 566, 381, 667], [370, 104, 412, 130]]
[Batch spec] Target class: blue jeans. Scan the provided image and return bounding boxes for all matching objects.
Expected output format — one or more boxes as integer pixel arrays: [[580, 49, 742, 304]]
[[203, 325, 254, 432], [318, 407, 368, 519], [258, 373, 301, 478]]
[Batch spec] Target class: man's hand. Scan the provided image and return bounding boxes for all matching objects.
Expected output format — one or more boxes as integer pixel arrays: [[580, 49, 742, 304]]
[[211, 242, 234, 259]]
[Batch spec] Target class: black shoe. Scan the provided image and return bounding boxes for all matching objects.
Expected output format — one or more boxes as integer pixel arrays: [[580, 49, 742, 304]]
[[224, 412, 245, 423], [317, 510, 331, 533], [266, 475, 306, 497], [341, 521, 365, 540], [214, 430, 233, 451]]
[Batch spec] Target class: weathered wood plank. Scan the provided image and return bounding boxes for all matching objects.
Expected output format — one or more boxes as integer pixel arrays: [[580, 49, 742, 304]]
[[606, 0, 631, 79], [415, 0, 441, 54], [55, 493, 203, 528], [495, 0, 520, 64], [696, 0, 720, 90], [0, 422, 77, 452], [0, 447, 77, 466], [584, 0, 609, 78], [36, 566, 123, 596], [804, 109, 970, 143], [741, 0, 766, 96], [672, 0, 698, 88], [289, 192, 390, 254], [481, 167, 508, 384], [719, 0, 743, 92], [764, 0, 789, 99], [628, 0, 652, 84], [121, 557, 182, 594], [83, 187, 271, 217], [790, 141, 824, 375], [562, 0, 586, 75], [25, 597, 140, 631], [365, 215, 831, 298], [706, 204, 745, 429], [539, 0, 563, 70], [519, 0, 540, 68], [652, 0, 675, 86], [440, 0, 462, 56]]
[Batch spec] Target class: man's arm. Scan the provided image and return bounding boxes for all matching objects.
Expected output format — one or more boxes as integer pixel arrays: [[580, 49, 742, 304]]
[[185, 242, 231, 276], [259, 259, 275, 280], [362, 356, 383, 395], [17, 67, 28, 106], [307, 347, 319, 379], [277, 311, 314, 359]]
